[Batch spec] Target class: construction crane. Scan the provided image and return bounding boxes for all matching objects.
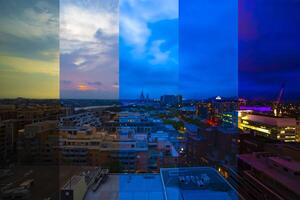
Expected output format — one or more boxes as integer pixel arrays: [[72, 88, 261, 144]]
[[274, 83, 285, 116]]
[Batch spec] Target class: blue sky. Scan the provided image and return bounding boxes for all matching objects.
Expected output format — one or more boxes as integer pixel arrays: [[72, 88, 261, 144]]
[[119, 0, 179, 99], [120, 0, 238, 100], [179, 0, 238, 99]]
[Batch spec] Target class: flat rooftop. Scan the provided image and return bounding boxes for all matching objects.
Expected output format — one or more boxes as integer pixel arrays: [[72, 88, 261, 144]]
[[85, 174, 163, 200], [243, 114, 296, 127], [84, 167, 237, 200], [160, 167, 237, 200], [0, 165, 60, 200], [269, 157, 300, 172], [239, 153, 300, 196]]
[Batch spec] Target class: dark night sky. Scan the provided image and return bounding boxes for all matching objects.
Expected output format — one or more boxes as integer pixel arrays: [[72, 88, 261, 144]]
[[239, 0, 300, 101]]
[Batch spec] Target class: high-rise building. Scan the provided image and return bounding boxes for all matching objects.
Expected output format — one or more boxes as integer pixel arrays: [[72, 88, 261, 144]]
[[140, 90, 145, 101], [160, 95, 182, 106]]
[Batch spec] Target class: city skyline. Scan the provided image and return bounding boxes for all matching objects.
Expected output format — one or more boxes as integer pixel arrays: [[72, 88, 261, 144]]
[[0, 1, 300, 199]]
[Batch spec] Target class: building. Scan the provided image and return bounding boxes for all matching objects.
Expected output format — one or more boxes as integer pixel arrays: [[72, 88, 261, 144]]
[[238, 111, 298, 142], [62, 167, 237, 200], [0, 120, 19, 165], [17, 120, 59, 164], [160, 95, 182, 106], [59, 127, 178, 172], [219, 112, 238, 128], [160, 167, 237, 200], [61, 174, 91, 200], [0, 122, 6, 163], [238, 152, 300, 200], [186, 125, 238, 167], [196, 102, 212, 120], [58, 111, 179, 171], [84, 172, 162, 200], [238, 133, 276, 154], [60, 112, 100, 129], [212, 98, 237, 116]]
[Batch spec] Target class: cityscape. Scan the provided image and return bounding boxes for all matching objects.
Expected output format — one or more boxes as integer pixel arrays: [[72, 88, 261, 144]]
[[0, 94, 299, 199], [0, 0, 300, 200]]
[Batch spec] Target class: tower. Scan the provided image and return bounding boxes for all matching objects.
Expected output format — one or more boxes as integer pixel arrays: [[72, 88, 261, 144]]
[[140, 90, 145, 101]]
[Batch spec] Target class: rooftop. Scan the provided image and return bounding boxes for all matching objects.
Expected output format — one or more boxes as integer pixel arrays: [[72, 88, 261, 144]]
[[160, 167, 237, 200], [83, 167, 237, 200], [238, 153, 300, 196], [242, 114, 296, 127], [269, 157, 300, 172], [85, 174, 163, 200]]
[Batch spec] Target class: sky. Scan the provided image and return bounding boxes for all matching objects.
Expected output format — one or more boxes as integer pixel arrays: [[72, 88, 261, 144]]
[[120, 0, 238, 100], [1, 0, 299, 101], [119, 0, 179, 99], [179, 0, 238, 99], [0, 0, 59, 98], [60, 0, 118, 99], [239, 0, 300, 101]]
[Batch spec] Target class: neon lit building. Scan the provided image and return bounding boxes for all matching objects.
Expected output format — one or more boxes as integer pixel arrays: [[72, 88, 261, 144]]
[[238, 111, 298, 142]]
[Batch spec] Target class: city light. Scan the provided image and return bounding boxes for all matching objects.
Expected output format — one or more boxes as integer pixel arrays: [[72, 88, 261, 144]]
[[0, 0, 299, 199]]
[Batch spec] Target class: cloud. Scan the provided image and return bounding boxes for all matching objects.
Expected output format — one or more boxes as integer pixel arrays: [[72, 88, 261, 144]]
[[121, 16, 150, 52], [120, 0, 178, 54], [0, 0, 59, 63], [0, 0, 59, 99], [149, 40, 171, 65], [60, 4, 117, 53], [0, 55, 58, 76], [0, 1, 58, 40], [86, 81, 102, 87], [119, 0, 179, 99], [73, 57, 86, 66], [77, 84, 94, 91], [112, 82, 119, 89], [60, 1, 118, 72], [61, 80, 72, 85], [60, 0, 118, 99]]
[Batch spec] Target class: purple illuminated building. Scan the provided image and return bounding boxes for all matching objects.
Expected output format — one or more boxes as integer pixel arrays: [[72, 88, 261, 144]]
[[239, 106, 272, 112]]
